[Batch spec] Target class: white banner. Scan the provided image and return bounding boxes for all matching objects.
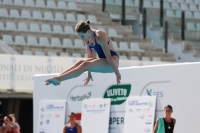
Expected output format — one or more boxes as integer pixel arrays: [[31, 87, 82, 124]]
[[33, 62, 200, 133], [37, 100, 67, 133], [123, 96, 156, 133], [0, 54, 171, 91], [81, 98, 111, 133]]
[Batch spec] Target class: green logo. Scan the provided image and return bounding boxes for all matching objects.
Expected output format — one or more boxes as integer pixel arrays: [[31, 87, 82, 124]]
[[40, 114, 44, 119], [103, 84, 131, 105], [41, 107, 45, 112], [84, 104, 88, 109], [149, 101, 153, 107]]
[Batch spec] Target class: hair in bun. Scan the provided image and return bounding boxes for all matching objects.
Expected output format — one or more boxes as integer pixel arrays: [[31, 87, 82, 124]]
[[75, 20, 91, 33], [86, 20, 90, 24]]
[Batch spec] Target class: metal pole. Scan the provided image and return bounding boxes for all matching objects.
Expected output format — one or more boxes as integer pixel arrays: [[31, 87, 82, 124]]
[[102, 0, 105, 12], [139, 0, 143, 14], [122, 0, 125, 25], [160, 0, 163, 28], [181, 11, 185, 41], [165, 21, 168, 53], [139, 0, 143, 25], [143, 8, 147, 39]]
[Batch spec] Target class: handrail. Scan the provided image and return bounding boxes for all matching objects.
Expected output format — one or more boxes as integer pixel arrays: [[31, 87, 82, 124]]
[[0, 40, 19, 55]]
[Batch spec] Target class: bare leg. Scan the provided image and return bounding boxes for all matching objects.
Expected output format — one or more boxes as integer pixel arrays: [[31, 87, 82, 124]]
[[58, 56, 119, 81], [59, 58, 95, 75], [46, 58, 95, 85], [45, 56, 119, 85]]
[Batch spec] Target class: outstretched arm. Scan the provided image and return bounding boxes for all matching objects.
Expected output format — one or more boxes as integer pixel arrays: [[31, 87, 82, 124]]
[[84, 41, 94, 85]]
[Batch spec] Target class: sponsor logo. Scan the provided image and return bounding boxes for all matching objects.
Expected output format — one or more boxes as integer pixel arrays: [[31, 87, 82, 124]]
[[45, 104, 64, 111], [145, 122, 152, 124], [109, 126, 116, 130], [109, 117, 124, 125], [40, 106, 45, 112], [128, 100, 148, 106], [46, 119, 50, 124], [86, 109, 105, 113], [99, 104, 103, 108], [84, 104, 88, 109], [147, 114, 152, 118], [90, 48, 96, 52], [87, 104, 95, 108], [146, 88, 164, 98], [136, 108, 141, 112], [40, 114, 44, 119], [75, 113, 81, 125], [40, 121, 44, 126], [142, 108, 150, 111], [149, 101, 153, 107], [70, 91, 92, 101], [137, 114, 145, 119], [144, 127, 151, 133], [129, 108, 134, 112], [55, 114, 60, 118], [103, 84, 131, 105]]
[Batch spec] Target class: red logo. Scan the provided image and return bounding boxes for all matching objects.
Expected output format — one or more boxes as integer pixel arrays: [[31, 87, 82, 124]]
[[75, 113, 81, 125]]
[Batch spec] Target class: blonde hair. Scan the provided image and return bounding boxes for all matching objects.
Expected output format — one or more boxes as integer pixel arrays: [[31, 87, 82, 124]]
[[75, 20, 91, 33]]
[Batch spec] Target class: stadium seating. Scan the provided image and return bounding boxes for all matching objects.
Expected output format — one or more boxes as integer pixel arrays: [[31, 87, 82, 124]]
[[120, 55, 129, 60], [15, 35, 26, 45], [39, 37, 50, 47], [14, 0, 24, 6], [130, 56, 139, 60], [0, 0, 175, 61], [2, 34, 14, 44], [131, 0, 200, 57], [35, 51, 45, 56], [23, 50, 32, 55], [60, 52, 70, 57], [72, 53, 82, 57], [0, 21, 4, 30]]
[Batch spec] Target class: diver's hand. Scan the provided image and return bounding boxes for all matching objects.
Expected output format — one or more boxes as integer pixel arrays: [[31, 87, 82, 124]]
[[116, 73, 121, 85], [84, 72, 93, 85]]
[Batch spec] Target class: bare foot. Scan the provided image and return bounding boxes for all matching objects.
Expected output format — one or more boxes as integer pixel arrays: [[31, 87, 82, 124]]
[[45, 77, 61, 86]]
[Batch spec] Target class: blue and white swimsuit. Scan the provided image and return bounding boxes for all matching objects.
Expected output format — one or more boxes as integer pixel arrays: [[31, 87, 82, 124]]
[[88, 30, 119, 58]]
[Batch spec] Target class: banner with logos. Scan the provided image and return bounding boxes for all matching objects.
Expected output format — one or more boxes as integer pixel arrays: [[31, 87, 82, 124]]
[[37, 100, 67, 133], [0, 54, 170, 91], [81, 98, 111, 133], [34, 62, 200, 133], [123, 96, 156, 133]]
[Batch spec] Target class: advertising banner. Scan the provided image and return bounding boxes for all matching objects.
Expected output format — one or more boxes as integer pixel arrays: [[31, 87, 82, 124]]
[[34, 63, 200, 133], [0, 54, 170, 91], [37, 100, 67, 133], [123, 96, 156, 133], [81, 98, 111, 133]]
